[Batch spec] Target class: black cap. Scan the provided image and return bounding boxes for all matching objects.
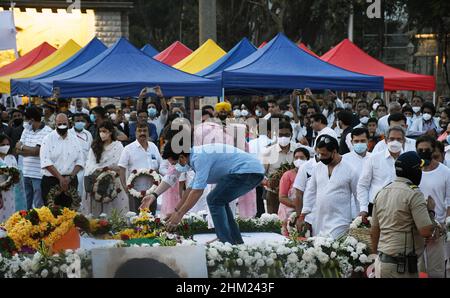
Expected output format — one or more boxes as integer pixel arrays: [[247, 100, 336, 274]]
[[395, 152, 424, 177]]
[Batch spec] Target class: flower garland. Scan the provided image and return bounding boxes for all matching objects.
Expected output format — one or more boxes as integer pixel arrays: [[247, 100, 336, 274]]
[[126, 169, 161, 201], [0, 166, 20, 192], [47, 185, 81, 211], [92, 168, 122, 204], [3, 207, 79, 251]]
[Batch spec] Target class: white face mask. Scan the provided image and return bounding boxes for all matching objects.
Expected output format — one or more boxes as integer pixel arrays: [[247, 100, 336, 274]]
[[125, 113, 131, 121], [344, 103, 353, 110], [323, 109, 329, 118], [233, 110, 241, 118], [0, 145, 10, 155], [110, 113, 117, 121], [422, 113, 432, 121], [388, 141, 403, 154], [372, 103, 380, 111], [255, 110, 262, 117], [360, 117, 369, 125], [294, 159, 307, 168], [412, 107, 421, 114], [241, 110, 249, 117], [284, 111, 294, 119], [278, 137, 291, 147]]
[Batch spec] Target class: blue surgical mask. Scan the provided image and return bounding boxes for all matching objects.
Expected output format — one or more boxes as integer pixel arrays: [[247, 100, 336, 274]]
[[74, 122, 86, 131], [90, 114, 96, 123], [353, 143, 368, 154], [175, 163, 190, 173], [148, 108, 157, 118]]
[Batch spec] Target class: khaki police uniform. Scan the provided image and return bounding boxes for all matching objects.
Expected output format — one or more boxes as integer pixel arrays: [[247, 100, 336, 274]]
[[372, 177, 433, 278]]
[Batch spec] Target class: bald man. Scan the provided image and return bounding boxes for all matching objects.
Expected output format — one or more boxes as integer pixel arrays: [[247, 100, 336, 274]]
[[40, 113, 84, 208]]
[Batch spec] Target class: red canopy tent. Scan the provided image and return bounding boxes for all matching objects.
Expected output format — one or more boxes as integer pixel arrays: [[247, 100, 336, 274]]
[[299, 42, 319, 58], [0, 42, 56, 77], [154, 41, 193, 66], [258, 42, 267, 49], [321, 39, 436, 91]]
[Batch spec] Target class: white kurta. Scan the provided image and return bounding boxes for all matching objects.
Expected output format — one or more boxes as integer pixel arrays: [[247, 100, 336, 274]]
[[303, 159, 358, 239], [293, 159, 318, 224], [342, 151, 371, 218], [0, 155, 18, 223]]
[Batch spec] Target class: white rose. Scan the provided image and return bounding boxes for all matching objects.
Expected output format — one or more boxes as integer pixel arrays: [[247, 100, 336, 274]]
[[236, 258, 243, 266], [40, 269, 49, 278], [330, 252, 337, 259], [351, 252, 359, 260], [332, 242, 339, 250], [359, 254, 369, 263], [52, 267, 59, 274], [287, 253, 299, 264], [256, 259, 265, 267], [270, 253, 277, 260], [233, 270, 241, 278], [266, 258, 275, 266], [208, 260, 215, 267]]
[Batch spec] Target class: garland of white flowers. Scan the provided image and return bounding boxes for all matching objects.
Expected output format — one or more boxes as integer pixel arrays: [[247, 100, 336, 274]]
[[126, 169, 161, 201], [93, 170, 123, 204]]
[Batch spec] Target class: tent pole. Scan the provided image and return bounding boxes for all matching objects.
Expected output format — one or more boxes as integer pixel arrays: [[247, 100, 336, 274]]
[[433, 92, 436, 106], [220, 88, 225, 102]]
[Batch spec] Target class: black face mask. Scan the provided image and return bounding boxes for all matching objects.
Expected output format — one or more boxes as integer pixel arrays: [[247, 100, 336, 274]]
[[300, 107, 308, 116], [440, 122, 448, 130], [218, 114, 228, 121], [320, 153, 334, 166], [13, 119, 23, 126], [418, 149, 433, 162]]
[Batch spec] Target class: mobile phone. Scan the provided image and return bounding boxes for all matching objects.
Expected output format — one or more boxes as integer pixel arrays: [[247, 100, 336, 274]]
[[144, 87, 157, 94]]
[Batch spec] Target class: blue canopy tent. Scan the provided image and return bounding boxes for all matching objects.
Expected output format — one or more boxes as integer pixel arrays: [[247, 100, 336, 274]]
[[197, 37, 257, 79], [51, 38, 221, 98], [11, 37, 107, 96], [222, 33, 384, 94], [141, 44, 159, 57]]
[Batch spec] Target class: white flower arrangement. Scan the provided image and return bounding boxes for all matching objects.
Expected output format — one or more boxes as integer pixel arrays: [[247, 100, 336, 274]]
[[0, 249, 91, 278], [126, 169, 162, 200], [350, 216, 372, 229]]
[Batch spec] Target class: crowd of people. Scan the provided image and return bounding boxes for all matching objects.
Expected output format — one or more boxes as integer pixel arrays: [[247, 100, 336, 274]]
[[0, 87, 449, 278]]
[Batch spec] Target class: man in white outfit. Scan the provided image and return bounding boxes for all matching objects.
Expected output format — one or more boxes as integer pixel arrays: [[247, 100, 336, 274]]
[[302, 135, 358, 239]]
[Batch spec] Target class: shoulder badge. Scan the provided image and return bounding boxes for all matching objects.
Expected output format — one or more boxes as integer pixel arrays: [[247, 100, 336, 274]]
[[406, 182, 419, 190]]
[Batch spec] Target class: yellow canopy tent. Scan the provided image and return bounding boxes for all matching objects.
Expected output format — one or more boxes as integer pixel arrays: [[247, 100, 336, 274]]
[[173, 39, 226, 74], [0, 39, 81, 94]]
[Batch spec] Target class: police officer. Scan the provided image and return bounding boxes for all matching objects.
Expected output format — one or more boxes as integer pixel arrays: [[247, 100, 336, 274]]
[[371, 152, 438, 278]]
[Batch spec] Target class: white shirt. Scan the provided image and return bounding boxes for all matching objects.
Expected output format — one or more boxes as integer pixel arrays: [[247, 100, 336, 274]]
[[149, 110, 168, 137], [343, 151, 371, 217], [293, 159, 318, 224], [70, 128, 93, 166], [408, 116, 441, 137], [377, 114, 390, 135], [40, 131, 85, 177], [248, 135, 272, 157], [357, 149, 399, 213], [70, 107, 90, 115], [19, 124, 53, 179], [372, 137, 416, 153], [118, 140, 163, 175], [419, 163, 450, 224], [303, 158, 358, 239]]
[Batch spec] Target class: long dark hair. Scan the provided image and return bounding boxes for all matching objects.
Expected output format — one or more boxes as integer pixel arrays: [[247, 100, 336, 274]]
[[91, 121, 116, 163]]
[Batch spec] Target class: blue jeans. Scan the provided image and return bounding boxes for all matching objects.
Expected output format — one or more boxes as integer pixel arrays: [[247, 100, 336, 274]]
[[24, 177, 43, 210], [207, 173, 264, 245]]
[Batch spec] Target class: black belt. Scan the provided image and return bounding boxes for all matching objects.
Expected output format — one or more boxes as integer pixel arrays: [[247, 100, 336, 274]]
[[379, 252, 403, 264]]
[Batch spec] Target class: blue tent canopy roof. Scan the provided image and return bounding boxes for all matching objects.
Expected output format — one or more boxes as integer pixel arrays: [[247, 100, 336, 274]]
[[11, 37, 107, 96], [141, 44, 159, 57], [51, 38, 221, 98], [197, 38, 257, 78], [222, 33, 384, 94]]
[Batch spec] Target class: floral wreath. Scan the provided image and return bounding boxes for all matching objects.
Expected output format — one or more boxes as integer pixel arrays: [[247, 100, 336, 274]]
[[127, 169, 161, 201], [93, 168, 123, 204], [47, 185, 81, 211], [0, 166, 20, 192]]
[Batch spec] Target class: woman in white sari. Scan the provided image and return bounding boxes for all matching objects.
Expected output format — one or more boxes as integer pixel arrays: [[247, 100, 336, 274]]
[[82, 121, 128, 217]]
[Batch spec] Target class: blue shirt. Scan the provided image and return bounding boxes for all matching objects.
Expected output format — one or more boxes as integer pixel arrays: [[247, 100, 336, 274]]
[[189, 144, 265, 190]]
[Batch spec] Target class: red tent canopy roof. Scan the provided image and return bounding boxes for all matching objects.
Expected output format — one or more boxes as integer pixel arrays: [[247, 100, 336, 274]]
[[154, 41, 193, 66], [321, 39, 436, 91], [258, 42, 267, 49], [0, 42, 56, 77], [298, 42, 319, 58]]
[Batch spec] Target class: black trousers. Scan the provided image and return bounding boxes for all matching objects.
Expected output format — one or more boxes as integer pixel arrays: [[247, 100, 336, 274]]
[[368, 203, 374, 216], [41, 176, 78, 207], [255, 185, 266, 218]]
